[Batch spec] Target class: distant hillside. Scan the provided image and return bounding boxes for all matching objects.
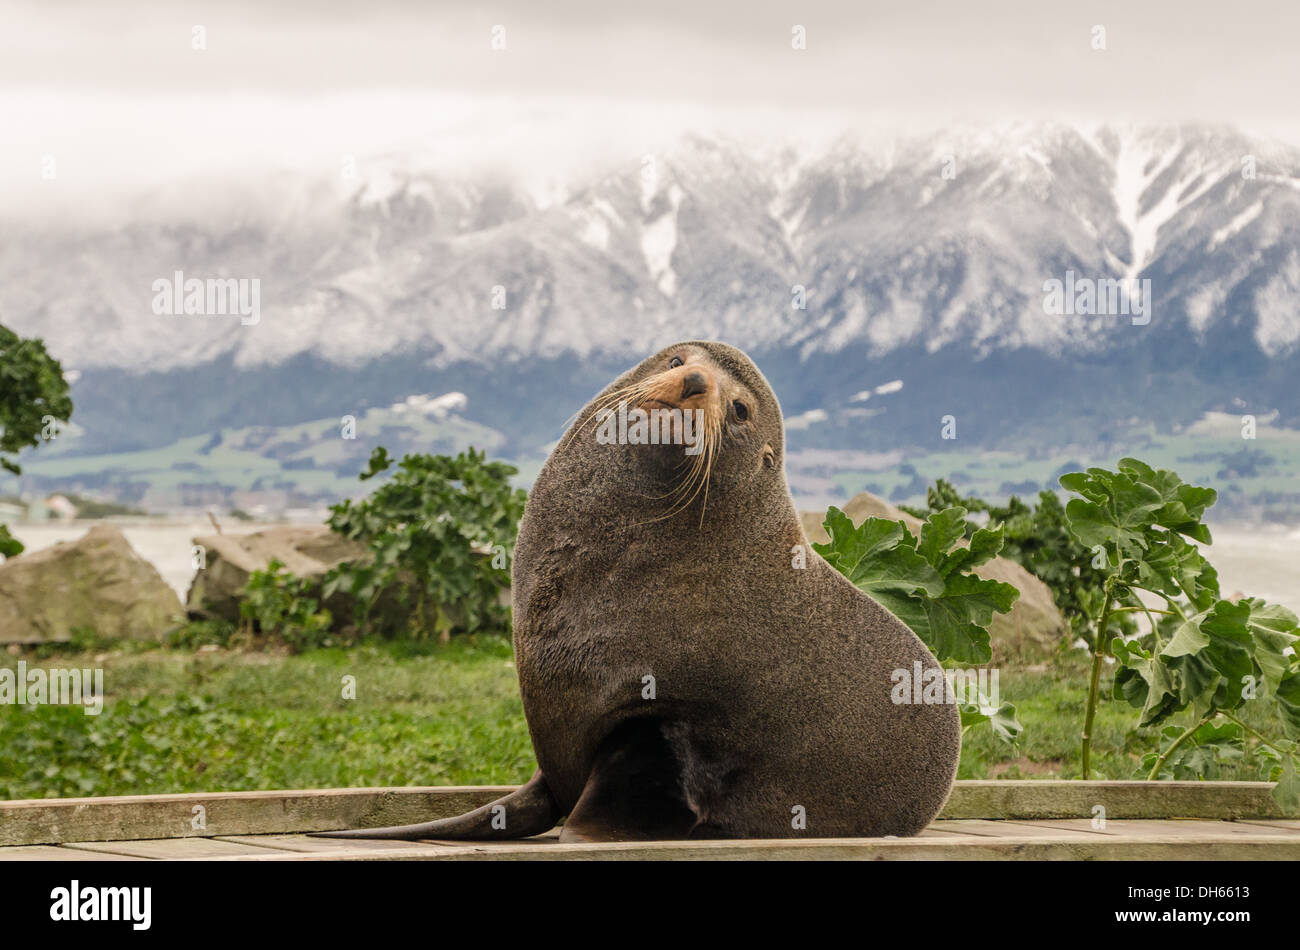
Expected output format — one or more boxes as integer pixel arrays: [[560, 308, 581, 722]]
[[3, 122, 1298, 514]]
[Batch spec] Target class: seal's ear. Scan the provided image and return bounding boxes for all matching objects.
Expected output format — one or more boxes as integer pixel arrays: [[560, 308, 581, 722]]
[[761, 443, 776, 469]]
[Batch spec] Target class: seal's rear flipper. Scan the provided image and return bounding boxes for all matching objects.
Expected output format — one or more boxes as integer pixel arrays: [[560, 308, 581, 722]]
[[309, 769, 560, 840], [560, 719, 699, 843]]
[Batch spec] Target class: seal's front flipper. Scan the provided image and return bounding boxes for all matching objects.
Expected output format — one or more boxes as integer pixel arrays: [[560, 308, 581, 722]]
[[309, 769, 560, 840], [559, 719, 698, 843]]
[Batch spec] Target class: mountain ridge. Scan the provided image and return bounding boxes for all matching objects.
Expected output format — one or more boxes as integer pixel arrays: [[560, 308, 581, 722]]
[[5, 121, 1299, 374], [2, 121, 1298, 508]]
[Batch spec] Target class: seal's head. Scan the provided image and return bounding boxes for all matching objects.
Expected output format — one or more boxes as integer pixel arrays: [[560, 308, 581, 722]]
[[574, 340, 786, 521]]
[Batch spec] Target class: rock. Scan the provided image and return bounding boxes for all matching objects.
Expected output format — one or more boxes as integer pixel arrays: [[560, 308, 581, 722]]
[[800, 492, 1066, 662], [185, 525, 368, 624], [0, 524, 184, 643], [188, 525, 506, 638]]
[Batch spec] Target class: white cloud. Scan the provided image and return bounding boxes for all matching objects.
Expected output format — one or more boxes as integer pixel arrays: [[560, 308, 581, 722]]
[[3, 0, 1298, 222], [785, 408, 829, 430]]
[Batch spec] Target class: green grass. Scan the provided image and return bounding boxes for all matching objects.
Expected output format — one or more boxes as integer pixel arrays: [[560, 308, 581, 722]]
[[958, 651, 1285, 782], [0, 635, 535, 799], [1, 640, 1285, 799]]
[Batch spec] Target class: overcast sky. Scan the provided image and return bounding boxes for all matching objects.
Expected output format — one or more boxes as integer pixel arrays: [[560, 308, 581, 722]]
[[3, 0, 1298, 217]]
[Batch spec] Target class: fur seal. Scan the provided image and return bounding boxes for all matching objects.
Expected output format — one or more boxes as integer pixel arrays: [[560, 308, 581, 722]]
[[316, 341, 960, 842]]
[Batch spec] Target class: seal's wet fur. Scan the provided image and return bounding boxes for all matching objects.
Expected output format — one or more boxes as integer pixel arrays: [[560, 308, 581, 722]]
[[314, 341, 959, 842]]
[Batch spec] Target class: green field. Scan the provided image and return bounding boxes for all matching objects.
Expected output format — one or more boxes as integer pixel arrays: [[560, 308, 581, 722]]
[[1, 407, 513, 503], [816, 411, 1300, 519], [0, 637, 1285, 800], [6, 408, 1298, 520]]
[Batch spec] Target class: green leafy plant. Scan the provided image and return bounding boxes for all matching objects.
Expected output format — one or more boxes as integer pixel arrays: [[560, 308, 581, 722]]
[[166, 618, 239, 650], [0, 323, 74, 558], [1139, 721, 1244, 780], [1059, 457, 1300, 808], [903, 479, 1125, 646], [324, 447, 527, 640], [0, 528, 20, 559], [239, 560, 333, 652], [814, 505, 1023, 744], [958, 698, 1025, 746]]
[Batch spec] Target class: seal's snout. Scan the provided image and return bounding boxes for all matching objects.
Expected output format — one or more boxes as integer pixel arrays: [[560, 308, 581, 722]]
[[641, 363, 716, 411], [680, 371, 708, 400]]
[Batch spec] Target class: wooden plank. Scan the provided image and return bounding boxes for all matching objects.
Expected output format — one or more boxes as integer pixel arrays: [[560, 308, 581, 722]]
[[0, 786, 513, 847], [1236, 819, 1300, 831], [0, 844, 146, 861], [0, 780, 1288, 848], [931, 819, 1103, 838], [420, 830, 562, 847], [915, 827, 985, 838], [939, 780, 1286, 821], [63, 838, 297, 859], [192, 834, 1300, 862], [215, 834, 454, 854], [1002, 818, 1300, 837]]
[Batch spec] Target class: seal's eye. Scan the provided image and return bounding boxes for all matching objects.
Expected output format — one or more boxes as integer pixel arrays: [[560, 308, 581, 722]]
[[733, 400, 749, 421], [668, 356, 684, 369]]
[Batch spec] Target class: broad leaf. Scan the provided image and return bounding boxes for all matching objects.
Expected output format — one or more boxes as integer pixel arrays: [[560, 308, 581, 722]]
[[1277, 670, 1300, 741], [1112, 636, 1183, 726], [959, 699, 1024, 746], [815, 506, 1019, 664], [1274, 756, 1300, 815], [1144, 721, 1243, 780], [816, 508, 942, 597], [1162, 599, 1299, 710], [1060, 461, 1216, 559]]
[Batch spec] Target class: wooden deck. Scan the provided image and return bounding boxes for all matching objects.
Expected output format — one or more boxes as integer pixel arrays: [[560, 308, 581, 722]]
[[2, 781, 1297, 860]]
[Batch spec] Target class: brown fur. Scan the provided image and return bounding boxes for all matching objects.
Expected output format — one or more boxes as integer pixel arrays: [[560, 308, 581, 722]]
[[314, 341, 959, 842], [513, 341, 960, 840]]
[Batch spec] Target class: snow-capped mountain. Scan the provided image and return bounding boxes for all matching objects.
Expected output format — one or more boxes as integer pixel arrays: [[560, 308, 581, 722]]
[[3, 122, 1299, 464]]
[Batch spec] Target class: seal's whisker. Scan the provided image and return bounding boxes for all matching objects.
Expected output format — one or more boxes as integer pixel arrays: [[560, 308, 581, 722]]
[[658, 416, 711, 500], [629, 442, 711, 525], [693, 413, 721, 527], [641, 410, 717, 525], [556, 364, 722, 528], [587, 379, 659, 425], [556, 378, 656, 455], [652, 438, 709, 502]]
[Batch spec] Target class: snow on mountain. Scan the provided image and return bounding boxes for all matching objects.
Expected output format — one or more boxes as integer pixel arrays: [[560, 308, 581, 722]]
[[3, 122, 1299, 379]]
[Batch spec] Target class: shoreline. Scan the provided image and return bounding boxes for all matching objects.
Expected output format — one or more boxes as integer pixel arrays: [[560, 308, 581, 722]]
[[6, 517, 1300, 610]]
